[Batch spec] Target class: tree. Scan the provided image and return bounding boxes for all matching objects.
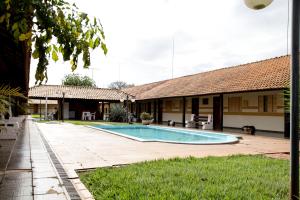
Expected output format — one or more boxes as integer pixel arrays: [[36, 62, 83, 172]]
[[108, 81, 134, 90], [62, 74, 96, 87], [0, 0, 107, 84]]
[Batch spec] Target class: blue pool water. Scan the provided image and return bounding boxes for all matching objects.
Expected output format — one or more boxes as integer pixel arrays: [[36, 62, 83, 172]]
[[91, 125, 238, 144]]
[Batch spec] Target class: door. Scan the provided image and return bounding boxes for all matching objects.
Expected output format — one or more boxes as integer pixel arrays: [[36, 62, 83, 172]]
[[158, 100, 163, 124], [147, 102, 151, 114], [192, 98, 199, 115], [63, 102, 69, 119], [213, 95, 223, 130]]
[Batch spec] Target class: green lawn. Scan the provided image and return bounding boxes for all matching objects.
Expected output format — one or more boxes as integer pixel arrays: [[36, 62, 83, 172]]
[[64, 120, 139, 126], [31, 114, 44, 119], [80, 155, 289, 200], [33, 118, 139, 125]]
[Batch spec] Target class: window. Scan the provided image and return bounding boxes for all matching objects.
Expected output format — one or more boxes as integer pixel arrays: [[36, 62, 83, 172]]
[[228, 97, 242, 112], [202, 98, 209, 105], [258, 95, 275, 112], [165, 101, 172, 112]]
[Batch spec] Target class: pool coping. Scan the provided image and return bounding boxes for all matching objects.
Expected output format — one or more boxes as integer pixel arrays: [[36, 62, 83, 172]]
[[87, 125, 239, 145]]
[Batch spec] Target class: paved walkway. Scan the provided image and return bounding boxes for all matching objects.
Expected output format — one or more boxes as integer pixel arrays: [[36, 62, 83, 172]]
[[0, 119, 77, 200], [37, 122, 290, 199]]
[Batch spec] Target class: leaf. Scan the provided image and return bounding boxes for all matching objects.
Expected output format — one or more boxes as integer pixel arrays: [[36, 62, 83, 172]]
[[13, 29, 20, 40], [53, 45, 58, 52], [93, 38, 100, 49], [89, 39, 94, 48], [32, 50, 39, 59], [101, 42, 108, 55], [19, 34, 26, 41], [0, 15, 5, 23], [12, 22, 18, 30], [52, 50, 58, 62]]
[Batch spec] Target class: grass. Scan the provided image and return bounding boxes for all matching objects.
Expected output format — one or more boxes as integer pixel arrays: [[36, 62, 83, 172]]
[[34, 119, 140, 126], [31, 114, 44, 119], [80, 155, 290, 200], [64, 120, 139, 126]]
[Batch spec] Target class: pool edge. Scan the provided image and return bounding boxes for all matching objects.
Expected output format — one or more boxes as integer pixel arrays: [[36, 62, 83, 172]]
[[86, 125, 239, 145]]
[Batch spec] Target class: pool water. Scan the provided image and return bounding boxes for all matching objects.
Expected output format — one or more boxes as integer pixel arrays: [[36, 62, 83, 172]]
[[91, 125, 238, 144]]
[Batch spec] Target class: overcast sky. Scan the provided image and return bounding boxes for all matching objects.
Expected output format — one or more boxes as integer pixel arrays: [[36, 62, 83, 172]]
[[29, 0, 289, 88]]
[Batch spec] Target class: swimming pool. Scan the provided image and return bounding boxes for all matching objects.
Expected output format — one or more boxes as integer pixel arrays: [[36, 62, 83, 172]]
[[90, 125, 238, 144]]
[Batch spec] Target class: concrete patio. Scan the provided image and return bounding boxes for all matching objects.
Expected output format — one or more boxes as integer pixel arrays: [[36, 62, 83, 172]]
[[36, 122, 290, 199], [0, 120, 291, 200]]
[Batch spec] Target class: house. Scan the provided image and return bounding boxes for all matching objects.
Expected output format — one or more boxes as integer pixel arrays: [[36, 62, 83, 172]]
[[29, 85, 134, 120], [28, 56, 290, 137], [123, 55, 290, 137]]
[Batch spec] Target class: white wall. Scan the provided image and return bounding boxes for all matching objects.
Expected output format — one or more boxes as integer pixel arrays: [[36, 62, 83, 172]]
[[163, 113, 182, 123], [223, 115, 284, 132]]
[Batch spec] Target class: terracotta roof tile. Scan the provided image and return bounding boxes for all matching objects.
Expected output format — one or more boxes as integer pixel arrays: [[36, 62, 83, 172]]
[[123, 55, 290, 100], [29, 85, 131, 101]]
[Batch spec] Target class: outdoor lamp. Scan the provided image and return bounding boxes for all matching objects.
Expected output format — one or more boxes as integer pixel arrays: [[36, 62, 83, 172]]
[[131, 98, 135, 103], [120, 98, 125, 102], [243, 0, 300, 199], [244, 0, 273, 10]]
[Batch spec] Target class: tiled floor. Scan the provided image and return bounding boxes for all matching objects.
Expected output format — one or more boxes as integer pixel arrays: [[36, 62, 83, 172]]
[[37, 122, 291, 199], [0, 119, 71, 200]]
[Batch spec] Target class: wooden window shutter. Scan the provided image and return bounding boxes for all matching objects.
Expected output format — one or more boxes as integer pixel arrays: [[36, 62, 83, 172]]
[[258, 96, 264, 112], [272, 95, 277, 112], [228, 97, 241, 112], [268, 95, 273, 112]]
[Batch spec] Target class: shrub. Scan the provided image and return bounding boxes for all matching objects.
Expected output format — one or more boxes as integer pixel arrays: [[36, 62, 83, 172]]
[[109, 104, 127, 122], [140, 112, 152, 120]]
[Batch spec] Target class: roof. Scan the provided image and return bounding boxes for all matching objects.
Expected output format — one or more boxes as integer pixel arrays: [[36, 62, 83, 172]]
[[28, 99, 58, 104], [29, 85, 133, 101], [123, 55, 290, 100]]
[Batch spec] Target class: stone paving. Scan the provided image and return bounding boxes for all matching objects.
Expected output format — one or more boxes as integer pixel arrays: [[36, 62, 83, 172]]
[[37, 122, 291, 199], [0, 119, 71, 200]]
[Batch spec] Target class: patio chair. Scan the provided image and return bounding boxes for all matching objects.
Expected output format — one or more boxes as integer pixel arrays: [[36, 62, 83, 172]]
[[185, 114, 196, 128], [201, 114, 213, 130], [82, 112, 91, 120], [90, 112, 96, 120], [48, 112, 54, 120]]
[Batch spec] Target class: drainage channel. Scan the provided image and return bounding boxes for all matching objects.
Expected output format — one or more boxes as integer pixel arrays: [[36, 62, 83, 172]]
[[35, 125, 81, 200]]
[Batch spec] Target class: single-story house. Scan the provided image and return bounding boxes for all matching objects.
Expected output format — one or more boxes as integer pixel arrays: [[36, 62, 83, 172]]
[[29, 55, 290, 137], [29, 85, 134, 120], [123, 55, 290, 137]]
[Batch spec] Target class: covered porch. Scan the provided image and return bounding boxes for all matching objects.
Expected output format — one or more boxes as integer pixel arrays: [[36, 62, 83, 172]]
[[29, 85, 134, 121]]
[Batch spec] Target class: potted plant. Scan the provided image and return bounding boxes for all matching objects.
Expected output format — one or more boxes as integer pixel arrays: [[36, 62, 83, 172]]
[[140, 112, 152, 125]]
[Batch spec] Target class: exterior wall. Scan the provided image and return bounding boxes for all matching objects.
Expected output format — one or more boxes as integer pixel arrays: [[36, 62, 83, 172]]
[[136, 89, 285, 132], [162, 98, 183, 123], [199, 95, 213, 115], [28, 103, 57, 114], [223, 90, 284, 132]]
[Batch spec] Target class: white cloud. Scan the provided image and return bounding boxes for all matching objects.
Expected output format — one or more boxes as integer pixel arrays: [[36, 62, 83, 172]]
[[29, 0, 290, 87]]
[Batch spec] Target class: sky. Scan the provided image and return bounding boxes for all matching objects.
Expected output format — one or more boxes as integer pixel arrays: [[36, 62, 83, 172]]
[[29, 0, 290, 88]]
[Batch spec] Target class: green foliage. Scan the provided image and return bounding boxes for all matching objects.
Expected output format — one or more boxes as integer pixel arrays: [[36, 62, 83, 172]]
[[0, 85, 26, 115], [80, 155, 289, 200], [62, 74, 96, 87], [0, 0, 107, 84], [108, 81, 135, 90], [140, 112, 151, 120], [109, 104, 127, 122]]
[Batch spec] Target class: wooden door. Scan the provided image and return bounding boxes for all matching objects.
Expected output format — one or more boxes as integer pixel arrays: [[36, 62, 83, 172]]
[[192, 98, 199, 115], [158, 100, 163, 124], [213, 95, 223, 130]]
